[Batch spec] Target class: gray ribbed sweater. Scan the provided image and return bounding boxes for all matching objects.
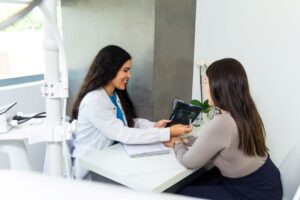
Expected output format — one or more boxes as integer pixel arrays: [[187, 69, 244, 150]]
[[174, 111, 267, 178]]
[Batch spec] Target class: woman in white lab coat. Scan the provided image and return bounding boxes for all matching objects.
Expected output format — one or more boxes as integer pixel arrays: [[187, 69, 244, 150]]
[[70, 45, 192, 179]]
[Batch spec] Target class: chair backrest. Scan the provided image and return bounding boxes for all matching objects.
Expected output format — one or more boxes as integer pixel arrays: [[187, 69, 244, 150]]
[[293, 186, 300, 200], [280, 141, 300, 200], [0, 151, 10, 169]]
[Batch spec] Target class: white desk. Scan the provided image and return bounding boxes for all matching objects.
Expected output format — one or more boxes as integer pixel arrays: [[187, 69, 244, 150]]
[[0, 121, 45, 170], [80, 141, 211, 192], [79, 123, 211, 192], [0, 121, 44, 140]]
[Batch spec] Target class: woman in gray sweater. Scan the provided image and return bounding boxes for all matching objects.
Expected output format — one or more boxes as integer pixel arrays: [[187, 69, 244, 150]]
[[166, 58, 282, 200]]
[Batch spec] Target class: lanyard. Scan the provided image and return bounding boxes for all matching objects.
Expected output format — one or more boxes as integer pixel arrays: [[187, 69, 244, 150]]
[[109, 92, 126, 126]]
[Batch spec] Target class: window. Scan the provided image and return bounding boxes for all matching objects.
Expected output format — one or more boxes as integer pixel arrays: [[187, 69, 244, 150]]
[[0, 2, 45, 81]]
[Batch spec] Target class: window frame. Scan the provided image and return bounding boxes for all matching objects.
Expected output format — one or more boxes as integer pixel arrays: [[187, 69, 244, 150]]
[[0, 74, 43, 87]]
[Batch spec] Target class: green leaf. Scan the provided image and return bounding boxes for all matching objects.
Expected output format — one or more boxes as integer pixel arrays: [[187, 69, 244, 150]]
[[203, 100, 209, 107], [191, 99, 210, 112], [203, 107, 211, 113], [190, 99, 202, 106]]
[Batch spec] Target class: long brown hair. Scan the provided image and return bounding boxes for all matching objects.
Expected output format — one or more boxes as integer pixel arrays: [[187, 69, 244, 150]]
[[71, 45, 137, 127], [206, 58, 268, 156]]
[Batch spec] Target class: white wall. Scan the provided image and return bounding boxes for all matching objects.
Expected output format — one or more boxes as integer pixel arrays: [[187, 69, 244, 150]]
[[0, 82, 46, 171], [193, 0, 300, 166]]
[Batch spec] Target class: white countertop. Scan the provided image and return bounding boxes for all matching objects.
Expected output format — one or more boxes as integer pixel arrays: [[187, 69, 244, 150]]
[[0, 121, 45, 140], [80, 143, 196, 192]]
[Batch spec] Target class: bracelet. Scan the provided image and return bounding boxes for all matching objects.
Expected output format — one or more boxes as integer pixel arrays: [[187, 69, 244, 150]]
[[174, 140, 182, 147]]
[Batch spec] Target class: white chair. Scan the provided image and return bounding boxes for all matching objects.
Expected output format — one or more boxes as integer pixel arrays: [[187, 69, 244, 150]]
[[293, 185, 300, 200], [280, 141, 300, 200]]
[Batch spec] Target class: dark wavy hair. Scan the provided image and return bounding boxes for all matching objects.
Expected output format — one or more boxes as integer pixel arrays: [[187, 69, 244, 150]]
[[206, 58, 268, 157], [71, 45, 137, 127]]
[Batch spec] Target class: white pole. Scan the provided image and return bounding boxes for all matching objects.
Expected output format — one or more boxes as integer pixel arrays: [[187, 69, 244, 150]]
[[42, 0, 63, 176]]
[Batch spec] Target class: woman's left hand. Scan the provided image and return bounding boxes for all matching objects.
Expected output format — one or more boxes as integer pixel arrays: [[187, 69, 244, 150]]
[[164, 137, 181, 148], [154, 119, 171, 128]]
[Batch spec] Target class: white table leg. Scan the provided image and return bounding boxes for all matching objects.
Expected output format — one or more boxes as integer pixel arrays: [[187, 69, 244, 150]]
[[0, 141, 32, 170]]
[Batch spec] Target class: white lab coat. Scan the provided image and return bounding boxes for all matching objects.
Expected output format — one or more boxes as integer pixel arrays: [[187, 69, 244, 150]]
[[72, 88, 170, 179]]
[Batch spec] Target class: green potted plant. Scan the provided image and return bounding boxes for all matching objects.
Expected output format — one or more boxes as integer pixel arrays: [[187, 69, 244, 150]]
[[190, 99, 211, 127], [190, 99, 210, 113]]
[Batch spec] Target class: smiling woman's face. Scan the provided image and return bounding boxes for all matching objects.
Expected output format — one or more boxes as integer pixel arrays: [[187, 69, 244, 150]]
[[110, 59, 132, 90]]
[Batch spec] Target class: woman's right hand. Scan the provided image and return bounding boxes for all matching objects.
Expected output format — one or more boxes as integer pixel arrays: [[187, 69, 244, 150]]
[[169, 124, 192, 137]]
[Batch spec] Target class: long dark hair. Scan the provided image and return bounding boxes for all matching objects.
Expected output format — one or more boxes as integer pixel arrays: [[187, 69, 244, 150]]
[[71, 45, 137, 127], [206, 58, 268, 157]]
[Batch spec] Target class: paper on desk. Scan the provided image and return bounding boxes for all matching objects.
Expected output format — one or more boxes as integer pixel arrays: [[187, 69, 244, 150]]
[[123, 143, 170, 158]]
